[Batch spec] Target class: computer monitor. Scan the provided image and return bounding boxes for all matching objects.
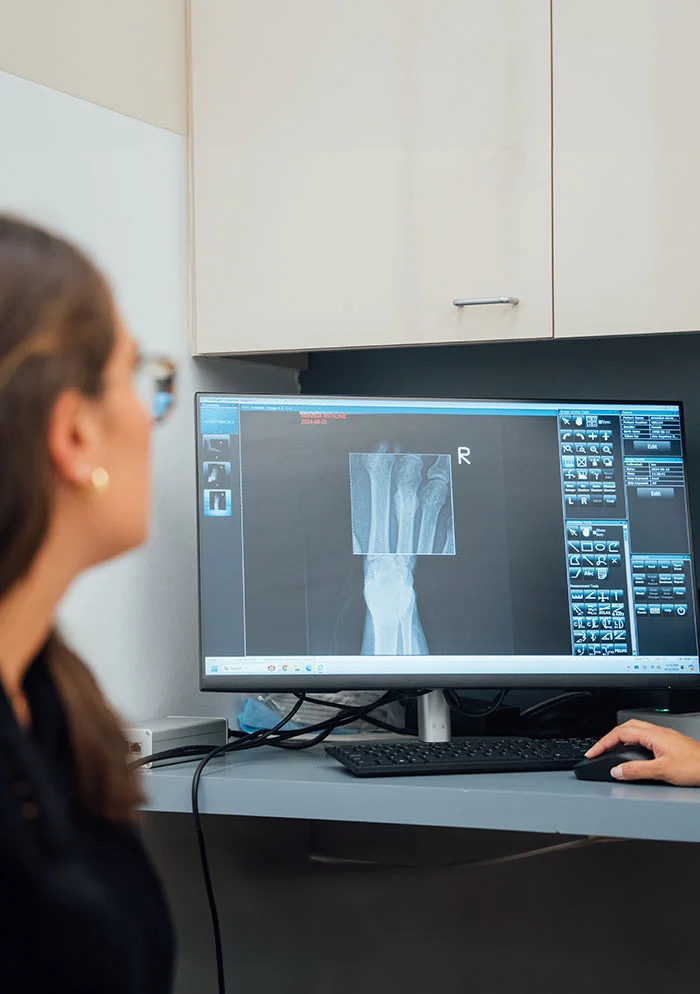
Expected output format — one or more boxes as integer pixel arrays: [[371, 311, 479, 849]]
[[196, 394, 700, 695]]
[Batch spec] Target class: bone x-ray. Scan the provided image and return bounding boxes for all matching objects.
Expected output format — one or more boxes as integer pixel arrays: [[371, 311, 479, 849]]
[[350, 450, 456, 556], [349, 448, 456, 656]]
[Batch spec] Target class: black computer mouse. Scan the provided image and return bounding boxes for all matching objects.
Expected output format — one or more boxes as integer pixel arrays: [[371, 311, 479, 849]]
[[573, 744, 656, 783]]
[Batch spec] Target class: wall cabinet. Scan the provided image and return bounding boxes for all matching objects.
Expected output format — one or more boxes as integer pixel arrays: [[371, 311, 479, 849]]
[[191, 1, 700, 355], [553, 0, 700, 339], [190, 0, 552, 354]]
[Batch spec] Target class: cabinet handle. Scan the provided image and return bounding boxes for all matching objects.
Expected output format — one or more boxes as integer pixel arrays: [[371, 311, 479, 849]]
[[452, 296, 519, 307]]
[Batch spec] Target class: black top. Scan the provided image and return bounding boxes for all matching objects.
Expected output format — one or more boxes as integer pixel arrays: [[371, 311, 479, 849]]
[[0, 654, 174, 993]]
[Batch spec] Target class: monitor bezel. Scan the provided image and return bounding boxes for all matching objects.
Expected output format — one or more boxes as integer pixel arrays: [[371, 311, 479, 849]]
[[195, 392, 700, 692]]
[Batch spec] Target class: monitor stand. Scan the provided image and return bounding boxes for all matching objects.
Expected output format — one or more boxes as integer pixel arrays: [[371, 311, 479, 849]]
[[418, 691, 452, 743]]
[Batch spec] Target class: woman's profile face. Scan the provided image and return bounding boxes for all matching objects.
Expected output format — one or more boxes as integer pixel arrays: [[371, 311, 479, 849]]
[[89, 318, 154, 562]]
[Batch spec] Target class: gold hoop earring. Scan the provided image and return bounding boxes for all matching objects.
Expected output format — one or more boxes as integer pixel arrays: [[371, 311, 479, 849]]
[[90, 467, 110, 497]]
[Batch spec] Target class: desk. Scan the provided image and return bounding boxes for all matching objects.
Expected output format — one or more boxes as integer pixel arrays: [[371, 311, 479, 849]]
[[142, 744, 700, 843]]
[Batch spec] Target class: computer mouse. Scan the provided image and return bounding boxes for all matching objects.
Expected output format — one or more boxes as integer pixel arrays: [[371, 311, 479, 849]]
[[573, 744, 656, 783]]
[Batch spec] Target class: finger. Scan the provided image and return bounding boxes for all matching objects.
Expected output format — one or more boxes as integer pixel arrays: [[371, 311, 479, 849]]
[[585, 720, 659, 758], [585, 729, 625, 758], [610, 759, 666, 782], [585, 720, 641, 757]]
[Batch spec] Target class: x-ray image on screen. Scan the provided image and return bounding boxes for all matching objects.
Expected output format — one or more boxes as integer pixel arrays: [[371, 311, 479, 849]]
[[360, 555, 426, 655], [202, 434, 231, 460], [350, 449, 456, 556], [349, 446, 456, 655], [222, 407, 575, 660], [204, 461, 232, 488]]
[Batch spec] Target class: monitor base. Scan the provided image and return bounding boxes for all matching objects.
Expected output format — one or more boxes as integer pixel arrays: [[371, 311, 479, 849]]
[[417, 691, 452, 743]]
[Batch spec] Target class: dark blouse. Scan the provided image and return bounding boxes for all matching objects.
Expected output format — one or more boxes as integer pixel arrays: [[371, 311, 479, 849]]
[[0, 654, 174, 993]]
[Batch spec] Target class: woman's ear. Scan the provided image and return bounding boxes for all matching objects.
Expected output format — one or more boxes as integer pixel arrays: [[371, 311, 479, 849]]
[[46, 388, 104, 489]]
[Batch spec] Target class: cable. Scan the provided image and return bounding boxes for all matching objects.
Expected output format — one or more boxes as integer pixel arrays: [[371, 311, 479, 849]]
[[227, 690, 425, 744], [443, 688, 508, 718], [190, 688, 427, 994], [520, 692, 592, 719], [270, 724, 336, 751], [269, 691, 408, 747], [362, 714, 416, 735], [128, 744, 215, 770], [289, 691, 418, 736], [191, 695, 307, 994], [293, 690, 427, 714], [270, 697, 412, 750], [191, 692, 413, 988]]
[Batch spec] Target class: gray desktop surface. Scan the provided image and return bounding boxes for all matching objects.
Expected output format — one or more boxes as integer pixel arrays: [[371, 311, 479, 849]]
[[141, 745, 700, 843]]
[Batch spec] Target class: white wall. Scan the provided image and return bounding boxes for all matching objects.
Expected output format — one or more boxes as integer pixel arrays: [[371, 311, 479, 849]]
[[0, 69, 298, 722], [0, 0, 187, 133]]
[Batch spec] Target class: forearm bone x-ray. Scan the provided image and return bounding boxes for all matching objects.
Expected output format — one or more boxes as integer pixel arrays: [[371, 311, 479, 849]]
[[350, 445, 456, 655]]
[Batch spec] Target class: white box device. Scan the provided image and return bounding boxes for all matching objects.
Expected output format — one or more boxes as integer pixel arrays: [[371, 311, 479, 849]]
[[617, 708, 700, 743], [126, 716, 228, 767]]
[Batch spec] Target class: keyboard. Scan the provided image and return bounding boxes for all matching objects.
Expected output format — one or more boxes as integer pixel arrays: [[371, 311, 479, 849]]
[[326, 736, 597, 778]]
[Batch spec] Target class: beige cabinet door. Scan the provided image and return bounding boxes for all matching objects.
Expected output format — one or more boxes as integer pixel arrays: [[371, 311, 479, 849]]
[[191, 0, 552, 355], [554, 0, 700, 339]]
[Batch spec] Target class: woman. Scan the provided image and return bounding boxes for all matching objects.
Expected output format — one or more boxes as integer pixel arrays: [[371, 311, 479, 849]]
[[0, 215, 176, 992], [586, 719, 700, 786]]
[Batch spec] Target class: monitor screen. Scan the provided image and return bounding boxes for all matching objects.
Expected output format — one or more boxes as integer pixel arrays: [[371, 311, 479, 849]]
[[196, 394, 700, 689]]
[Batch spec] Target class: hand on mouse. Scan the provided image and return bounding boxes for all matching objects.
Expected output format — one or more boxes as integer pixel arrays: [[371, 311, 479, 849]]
[[586, 720, 700, 786]]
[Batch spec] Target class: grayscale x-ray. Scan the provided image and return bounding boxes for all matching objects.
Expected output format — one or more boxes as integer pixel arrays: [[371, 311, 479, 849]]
[[350, 449, 456, 556], [349, 446, 456, 656]]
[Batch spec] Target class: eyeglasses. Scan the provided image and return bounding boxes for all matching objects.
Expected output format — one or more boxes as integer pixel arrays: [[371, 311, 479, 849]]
[[133, 353, 178, 424], [0, 333, 178, 424]]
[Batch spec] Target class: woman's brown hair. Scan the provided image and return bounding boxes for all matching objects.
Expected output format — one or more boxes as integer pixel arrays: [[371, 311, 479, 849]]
[[0, 214, 143, 821]]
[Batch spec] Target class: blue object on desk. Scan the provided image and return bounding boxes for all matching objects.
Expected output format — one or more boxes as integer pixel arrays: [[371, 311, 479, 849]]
[[238, 697, 305, 734]]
